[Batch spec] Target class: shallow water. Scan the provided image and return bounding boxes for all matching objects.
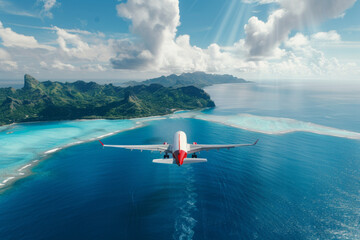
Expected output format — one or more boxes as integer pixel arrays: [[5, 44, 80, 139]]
[[0, 119, 138, 187]]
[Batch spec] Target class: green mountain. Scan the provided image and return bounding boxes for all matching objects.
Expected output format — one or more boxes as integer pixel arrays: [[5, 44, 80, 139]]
[[0, 74, 215, 125], [122, 71, 249, 88]]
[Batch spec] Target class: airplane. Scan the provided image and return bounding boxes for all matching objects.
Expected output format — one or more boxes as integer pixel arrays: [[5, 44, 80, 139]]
[[99, 131, 258, 166]]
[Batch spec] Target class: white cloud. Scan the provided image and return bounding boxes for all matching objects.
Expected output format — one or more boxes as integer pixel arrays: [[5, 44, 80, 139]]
[[116, 0, 179, 55], [7, 23, 93, 35], [0, 48, 17, 71], [285, 33, 309, 48], [108, 0, 360, 80], [51, 60, 75, 70], [80, 64, 107, 72], [0, 0, 38, 18], [55, 27, 113, 61], [0, 0, 358, 80], [112, 0, 180, 69], [311, 30, 341, 42], [0, 21, 55, 50], [38, 0, 58, 18], [244, 0, 356, 58], [264, 30, 359, 79], [112, 0, 244, 73], [0, 60, 17, 71]]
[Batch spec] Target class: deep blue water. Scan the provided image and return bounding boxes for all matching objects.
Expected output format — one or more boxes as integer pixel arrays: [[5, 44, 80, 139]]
[[0, 83, 360, 239]]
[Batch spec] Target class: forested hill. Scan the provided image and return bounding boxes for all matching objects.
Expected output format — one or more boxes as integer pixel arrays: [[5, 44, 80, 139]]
[[122, 71, 249, 88], [0, 74, 215, 125]]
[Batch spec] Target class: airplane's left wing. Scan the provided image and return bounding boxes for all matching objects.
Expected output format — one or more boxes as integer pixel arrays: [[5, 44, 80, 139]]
[[99, 141, 171, 153], [188, 139, 258, 154]]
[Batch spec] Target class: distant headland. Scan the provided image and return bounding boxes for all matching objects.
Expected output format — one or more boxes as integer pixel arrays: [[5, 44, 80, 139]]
[[121, 71, 250, 88]]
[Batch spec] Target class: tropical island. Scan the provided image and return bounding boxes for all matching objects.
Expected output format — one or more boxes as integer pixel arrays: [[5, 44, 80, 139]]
[[0, 72, 249, 126], [0, 74, 216, 126]]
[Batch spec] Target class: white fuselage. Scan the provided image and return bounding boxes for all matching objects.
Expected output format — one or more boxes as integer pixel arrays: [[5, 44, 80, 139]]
[[172, 131, 188, 165]]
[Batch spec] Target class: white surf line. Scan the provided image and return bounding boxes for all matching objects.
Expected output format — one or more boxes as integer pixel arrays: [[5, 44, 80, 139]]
[[3, 177, 15, 184], [97, 125, 145, 140], [0, 121, 151, 192], [18, 164, 32, 172], [43, 125, 141, 156], [66, 141, 84, 147], [44, 148, 61, 154], [97, 132, 115, 138]]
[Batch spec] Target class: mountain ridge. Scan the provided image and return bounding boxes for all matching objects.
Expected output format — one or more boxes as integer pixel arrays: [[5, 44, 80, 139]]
[[0, 74, 215, 126]]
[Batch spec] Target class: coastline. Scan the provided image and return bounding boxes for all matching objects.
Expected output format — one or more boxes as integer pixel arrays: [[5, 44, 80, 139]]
[[0, 107, 204, 129], [3, 108, 360, 193], [0, 110, 197, 193], [0, 121, 147, 193]]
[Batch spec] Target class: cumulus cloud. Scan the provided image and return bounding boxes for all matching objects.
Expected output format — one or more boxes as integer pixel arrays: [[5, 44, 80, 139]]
[[51, 60, 75, 70], [244, 0, 356, 58], [285, 33, 309, 48], [0, 0, 358, 80], [117, 0, 179, 55], [259, 30, 357, 78], [109, 0, 359, 79], [112, 0, 243, 72], [311, 30, 341, 42], [112, 0, 180, 69], [55, 27, 113, 61], [0, 21, 55, 50]]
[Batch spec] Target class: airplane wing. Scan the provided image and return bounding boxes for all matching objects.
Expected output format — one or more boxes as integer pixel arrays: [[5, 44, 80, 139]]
[[188, 139, 258, 154], [99, 141, 171, 153]]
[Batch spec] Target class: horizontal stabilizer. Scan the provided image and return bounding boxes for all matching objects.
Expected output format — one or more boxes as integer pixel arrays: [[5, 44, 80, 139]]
[[183, 158, 207, 164], [153, 159, 175, 164]]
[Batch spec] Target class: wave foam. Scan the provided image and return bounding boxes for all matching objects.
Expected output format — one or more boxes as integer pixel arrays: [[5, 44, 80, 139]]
[[44, 148, 61, 154], [173, 166, 197, 240], [2, 177, 15, 184], [18, 164, 32, 172]]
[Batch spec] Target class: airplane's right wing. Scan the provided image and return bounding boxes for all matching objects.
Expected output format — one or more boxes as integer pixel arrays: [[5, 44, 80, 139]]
[[99, 141, 171, 153], [188, 139, 258, 154]]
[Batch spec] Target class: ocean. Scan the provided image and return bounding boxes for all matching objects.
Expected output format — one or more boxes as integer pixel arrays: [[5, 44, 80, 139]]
[[0, 82, 359, 239]]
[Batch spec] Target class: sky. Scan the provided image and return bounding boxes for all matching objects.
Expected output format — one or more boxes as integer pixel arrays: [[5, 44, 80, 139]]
[[0, 0, 359, 83]]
